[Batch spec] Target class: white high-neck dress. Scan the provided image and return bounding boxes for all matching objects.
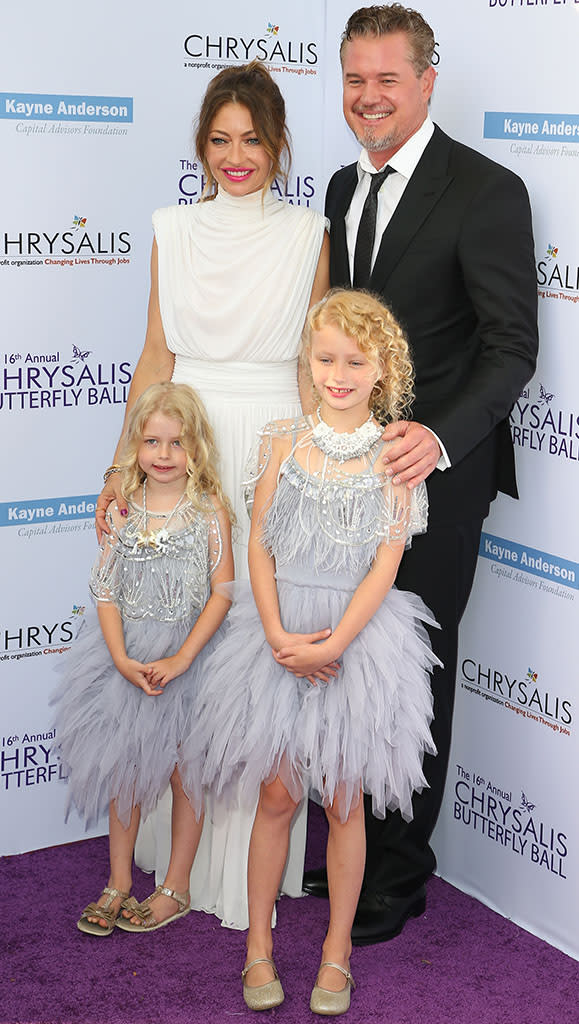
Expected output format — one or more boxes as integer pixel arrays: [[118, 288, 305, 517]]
[[156, 187, 327, 570], [134, 188, 327, 929]]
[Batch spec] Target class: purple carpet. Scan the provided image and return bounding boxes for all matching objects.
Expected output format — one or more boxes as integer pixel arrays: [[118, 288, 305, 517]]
[[1, 803, 577, 1024]]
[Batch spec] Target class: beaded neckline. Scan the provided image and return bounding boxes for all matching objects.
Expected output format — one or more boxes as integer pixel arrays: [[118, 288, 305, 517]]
[[311, 408, 383, 463]]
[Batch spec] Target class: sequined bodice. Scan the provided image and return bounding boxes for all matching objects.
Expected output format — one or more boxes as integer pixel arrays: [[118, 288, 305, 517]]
[[89, 499, 222, 622], [262, 457, 408, 577], [245, 416, 428, 577]]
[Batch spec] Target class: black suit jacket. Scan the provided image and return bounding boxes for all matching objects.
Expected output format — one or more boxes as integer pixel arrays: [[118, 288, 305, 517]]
[[325, 125, 538, 526]]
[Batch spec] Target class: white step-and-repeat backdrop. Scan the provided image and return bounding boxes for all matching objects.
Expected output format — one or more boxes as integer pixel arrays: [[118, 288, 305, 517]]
[[1, 1, 577, 960]]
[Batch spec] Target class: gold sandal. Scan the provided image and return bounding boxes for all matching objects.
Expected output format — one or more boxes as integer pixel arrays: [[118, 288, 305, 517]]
[[115, 885, 190, 932], [310, 962, 356, 1016], [77, 886, 130, 937]]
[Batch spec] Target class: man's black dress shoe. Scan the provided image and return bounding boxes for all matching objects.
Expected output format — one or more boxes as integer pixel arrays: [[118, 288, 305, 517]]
[[351, 886, 427, 946], [302, 867, 329, 899]]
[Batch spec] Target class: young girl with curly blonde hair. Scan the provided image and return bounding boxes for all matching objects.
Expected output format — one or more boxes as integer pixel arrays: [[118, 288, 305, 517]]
[[52, 382, 233, 936], [189, 289, 439, 1015]]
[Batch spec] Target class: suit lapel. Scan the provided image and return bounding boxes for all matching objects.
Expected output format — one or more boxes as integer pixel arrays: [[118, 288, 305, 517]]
[[370, 126, 454, 294]]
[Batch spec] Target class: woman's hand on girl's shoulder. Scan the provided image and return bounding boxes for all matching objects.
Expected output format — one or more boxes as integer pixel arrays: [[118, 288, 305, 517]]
[[96, 474, 128, 542]]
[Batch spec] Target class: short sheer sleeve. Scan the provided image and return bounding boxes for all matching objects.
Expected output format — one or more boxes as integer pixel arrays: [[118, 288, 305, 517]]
[[206, 503, 225, 576], [381, 476, 428, 549], [242, 416, 308, 517], [89, 516, 123, 604]]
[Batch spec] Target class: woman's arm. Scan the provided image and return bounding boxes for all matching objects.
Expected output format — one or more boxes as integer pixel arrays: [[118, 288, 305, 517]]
[[299, 231, 330, 413], [308, 231, 330, 310], [96, 240, 174, 538], [97, 602, 163, 695], [146, 502, 235, 686]]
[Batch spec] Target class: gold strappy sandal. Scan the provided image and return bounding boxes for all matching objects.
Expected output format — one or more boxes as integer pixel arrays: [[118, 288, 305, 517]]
[[115, 885, 190, 932], [77, 886, 130, 936]]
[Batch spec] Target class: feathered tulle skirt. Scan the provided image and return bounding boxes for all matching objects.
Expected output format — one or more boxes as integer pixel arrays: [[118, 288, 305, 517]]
[[182, 569, 439, 824], [51, 610, 216, 827]]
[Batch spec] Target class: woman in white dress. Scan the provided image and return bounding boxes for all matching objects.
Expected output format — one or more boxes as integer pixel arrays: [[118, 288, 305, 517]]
[[96, 61, 329, 930]]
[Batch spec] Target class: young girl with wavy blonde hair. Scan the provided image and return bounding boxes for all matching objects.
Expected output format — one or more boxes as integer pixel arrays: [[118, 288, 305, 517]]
[[52, 382, 233, 936], [189, 290, 439, 1015]]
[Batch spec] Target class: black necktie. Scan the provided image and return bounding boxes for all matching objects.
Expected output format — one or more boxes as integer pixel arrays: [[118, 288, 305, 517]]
[[353, 166, 394, 288]]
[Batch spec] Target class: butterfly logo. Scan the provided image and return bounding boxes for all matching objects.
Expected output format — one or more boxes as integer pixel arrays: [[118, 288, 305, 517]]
[[546, 243, 558, 260], [71, 604, 86, 616], [72, 215, 87, 230], [527, 668, 538, 684], [520, 791, 536, 814], [267, 22, 279, 35], [71, 344, 91, 363], [538, 383, 554, 406]]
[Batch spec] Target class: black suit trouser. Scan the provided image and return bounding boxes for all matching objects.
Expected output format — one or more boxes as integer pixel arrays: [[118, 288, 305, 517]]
[[362, 515, 484, 897]]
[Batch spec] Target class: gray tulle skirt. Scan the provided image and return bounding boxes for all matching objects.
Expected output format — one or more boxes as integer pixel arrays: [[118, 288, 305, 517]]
[[51, 610, 213, 827], [183, 572, 439, 824]]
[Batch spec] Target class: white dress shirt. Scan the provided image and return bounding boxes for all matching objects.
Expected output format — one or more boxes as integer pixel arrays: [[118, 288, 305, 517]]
[[345, 115, 450, 469]]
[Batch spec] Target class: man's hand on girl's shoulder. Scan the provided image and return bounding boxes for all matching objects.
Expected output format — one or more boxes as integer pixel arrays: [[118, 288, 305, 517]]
[[381, 420, 441, 488]]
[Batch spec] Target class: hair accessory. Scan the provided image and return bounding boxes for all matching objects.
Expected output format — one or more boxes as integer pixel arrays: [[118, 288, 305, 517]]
[[312, 407, 382, 463]]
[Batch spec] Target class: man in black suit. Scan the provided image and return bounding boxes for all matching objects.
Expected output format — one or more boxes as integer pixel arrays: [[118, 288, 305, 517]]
[[303, 4, 538, 945]]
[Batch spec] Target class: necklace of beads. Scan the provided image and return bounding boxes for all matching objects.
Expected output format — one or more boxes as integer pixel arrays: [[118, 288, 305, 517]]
[[133, 479, 187, 552]]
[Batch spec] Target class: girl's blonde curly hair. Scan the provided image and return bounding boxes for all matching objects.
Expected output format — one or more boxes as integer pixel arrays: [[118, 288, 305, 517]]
[[119, 382, 234, 521], [300, 288, 415, 424]]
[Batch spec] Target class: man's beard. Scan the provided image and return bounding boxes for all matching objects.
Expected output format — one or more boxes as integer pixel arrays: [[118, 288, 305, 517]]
[[354, 120, 400, 153]]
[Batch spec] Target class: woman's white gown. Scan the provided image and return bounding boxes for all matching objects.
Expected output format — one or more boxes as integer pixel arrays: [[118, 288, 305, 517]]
[[134, 188, 327, 928]]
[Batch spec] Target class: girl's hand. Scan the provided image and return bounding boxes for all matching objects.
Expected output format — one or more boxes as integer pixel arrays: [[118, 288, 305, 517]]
[[96, 474, 128, 543], [117, 657, 164, 695], [301, 660, 341, 686], [269, 627, 332, 650], [273, 641, 341, 686], [145, 653, 191, 687]]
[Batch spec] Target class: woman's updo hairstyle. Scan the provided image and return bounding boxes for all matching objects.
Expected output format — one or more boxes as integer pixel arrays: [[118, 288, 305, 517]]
[[195, 60, 291, 199]]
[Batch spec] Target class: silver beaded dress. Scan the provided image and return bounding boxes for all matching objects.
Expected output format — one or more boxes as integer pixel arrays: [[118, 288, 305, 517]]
[[186, 417, 438, 824], [51, 494, 224, 828]]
